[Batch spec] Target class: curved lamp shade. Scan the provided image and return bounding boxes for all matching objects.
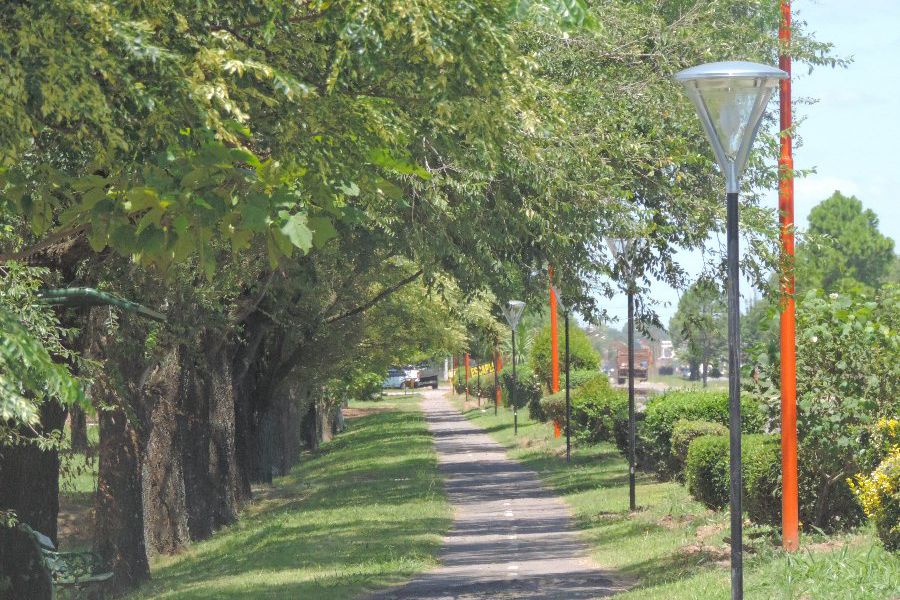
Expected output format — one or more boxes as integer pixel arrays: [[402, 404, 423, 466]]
[[502, 300, 526, 329], [550, 284, 568, 314], [605, 237, 633, 261], [675, 61, 787, 193]]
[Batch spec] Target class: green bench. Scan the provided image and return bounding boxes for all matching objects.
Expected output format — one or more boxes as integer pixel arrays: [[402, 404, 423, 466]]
[[21, 524, 113, 599]]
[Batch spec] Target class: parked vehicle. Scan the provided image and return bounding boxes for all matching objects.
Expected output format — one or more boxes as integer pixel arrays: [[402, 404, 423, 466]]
[[383, 368, 406, 389], [410, 362, 438, 389], [616, 348, 651, 385]]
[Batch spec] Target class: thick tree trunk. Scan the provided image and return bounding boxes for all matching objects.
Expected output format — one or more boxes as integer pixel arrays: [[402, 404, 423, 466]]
[[180, 339, 242, 540], [141, 348, 191, 556], [0, 526, 53, 600], [95, 378, 149, 594], [300, 393, 319, 453], [0, 401, 67, 600], [69, 404, 90, 453]]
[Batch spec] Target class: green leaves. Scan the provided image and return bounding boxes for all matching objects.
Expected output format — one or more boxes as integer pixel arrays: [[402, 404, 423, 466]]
[[512, 0, 598, 31], [280, 212, 313, 254], [0, 264, 85, 425]]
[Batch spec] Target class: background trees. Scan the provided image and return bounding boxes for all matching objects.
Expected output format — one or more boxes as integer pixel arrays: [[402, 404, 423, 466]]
[[795, 191, 896, 294], [670, 279, 727, 385]]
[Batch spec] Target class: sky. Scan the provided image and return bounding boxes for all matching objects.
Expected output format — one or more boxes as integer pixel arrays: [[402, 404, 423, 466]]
[[603, 0, 900, 329]]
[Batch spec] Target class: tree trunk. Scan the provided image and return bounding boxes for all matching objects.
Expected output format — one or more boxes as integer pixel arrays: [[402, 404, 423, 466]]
[[95, 378, 149, 594], [701, 344, 708, 388], [0, 401, 67, 600], [141, 348, 191, 556], [180, 339, 242, 541], [69, 405, 90, 453]]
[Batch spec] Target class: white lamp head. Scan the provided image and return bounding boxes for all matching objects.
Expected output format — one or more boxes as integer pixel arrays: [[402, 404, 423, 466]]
[[502, 300, 526, 329], [675, 61, 787, 193], [605, 237, 633, 261], [550, 284, 568, 314]]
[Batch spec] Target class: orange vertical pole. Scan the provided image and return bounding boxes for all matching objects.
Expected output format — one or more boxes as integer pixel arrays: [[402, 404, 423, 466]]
[[495, 350, 503, 410], [779, 0, 799, 553], [549, 266, 560, 393]]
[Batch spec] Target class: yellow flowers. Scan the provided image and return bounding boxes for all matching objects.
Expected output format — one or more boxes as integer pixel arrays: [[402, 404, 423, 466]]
[[848, 422, 900, 552]]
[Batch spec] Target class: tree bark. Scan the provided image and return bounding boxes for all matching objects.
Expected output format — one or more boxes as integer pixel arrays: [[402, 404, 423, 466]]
[[0, 401, 67, 600], [141, 348, 191, 556], [95, 378, 150, 594], [180, 338, 241, 541], [69, 405, 90, 453]]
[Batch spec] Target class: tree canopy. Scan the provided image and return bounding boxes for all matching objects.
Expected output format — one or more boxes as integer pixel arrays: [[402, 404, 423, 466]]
[[796, 191, 896, 294]]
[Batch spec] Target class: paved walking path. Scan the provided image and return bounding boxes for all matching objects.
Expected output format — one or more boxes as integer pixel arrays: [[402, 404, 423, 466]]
[[370, 388, 621, 599]]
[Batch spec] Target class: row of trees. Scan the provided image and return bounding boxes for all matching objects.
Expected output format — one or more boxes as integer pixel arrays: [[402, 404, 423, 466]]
[[0, 1, 838, 597]]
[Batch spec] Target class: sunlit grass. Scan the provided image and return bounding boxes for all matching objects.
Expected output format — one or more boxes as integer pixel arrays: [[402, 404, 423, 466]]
[[127, 394, 451, 600], [453, 393, 899, 599]]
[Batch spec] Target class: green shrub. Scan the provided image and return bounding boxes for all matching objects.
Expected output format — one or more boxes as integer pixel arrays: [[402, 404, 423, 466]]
[[850, 450, 900, 552], [529, 323, 600, 390], [453, 365, 499, 399], [685, 433, 779, 512], [748, 287, 899, 531], [641, 390, 765, 478], [743, 435, 782, 526], [540, 391, 567, 425], [500, 365, 541, 413], [685, 434, 729, 509], [565, 369, 603, 390], [571, 376, 627, 444], [670, 419, 728, 479]]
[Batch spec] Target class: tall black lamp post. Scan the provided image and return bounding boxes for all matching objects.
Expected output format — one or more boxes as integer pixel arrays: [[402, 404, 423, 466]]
[[607, 238, 638, 512], [675, 61, 787, 600], [502, 300, 526, 435]]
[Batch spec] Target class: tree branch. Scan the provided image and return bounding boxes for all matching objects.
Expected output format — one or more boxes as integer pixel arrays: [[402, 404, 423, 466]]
[[325, 269, 424, 324]]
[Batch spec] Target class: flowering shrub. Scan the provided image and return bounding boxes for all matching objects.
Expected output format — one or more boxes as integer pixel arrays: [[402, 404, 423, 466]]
[[849, 449, 900, 552]]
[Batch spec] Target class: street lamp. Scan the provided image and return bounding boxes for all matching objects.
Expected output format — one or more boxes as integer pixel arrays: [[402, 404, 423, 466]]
[[551, 284, 572, 463], [606, 237, 638, 512], [676, 60, 787, 600], [502, 300, 526, 435]]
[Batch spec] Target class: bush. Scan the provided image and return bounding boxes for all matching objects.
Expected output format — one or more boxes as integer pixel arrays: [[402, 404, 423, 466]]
[[454, 365, 499, 399], [748, 287, 899, 531], [743, 435, 782, 526], [641, 390, 765, 479], [670, 420, 728, 479], [499, 365, 541, 413], [571, 375, 627, 444], [566, 369, 603, 390], [685, 433, 779, 512], [540, 391, 567, 425], [850, 450, 900, 552], [529, 323, 600, 390]]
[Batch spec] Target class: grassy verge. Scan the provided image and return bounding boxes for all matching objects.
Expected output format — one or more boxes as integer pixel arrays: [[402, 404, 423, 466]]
[[453, 394, 899, 599], [128, 394, 450, 600]]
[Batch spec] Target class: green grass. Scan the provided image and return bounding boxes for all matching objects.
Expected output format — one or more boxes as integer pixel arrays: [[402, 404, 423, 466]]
[[127, 394, 451, 600], [650, 373, 727, 390], [455, 395, 900, 599]]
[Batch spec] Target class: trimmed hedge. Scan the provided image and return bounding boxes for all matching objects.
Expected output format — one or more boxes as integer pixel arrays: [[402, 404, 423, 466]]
[[540, 391, 567, 425], [670, 419, 728, 479], [641, 390, 766, 479], [685, 433, 780, 513], [571, 375, 627, 444]]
